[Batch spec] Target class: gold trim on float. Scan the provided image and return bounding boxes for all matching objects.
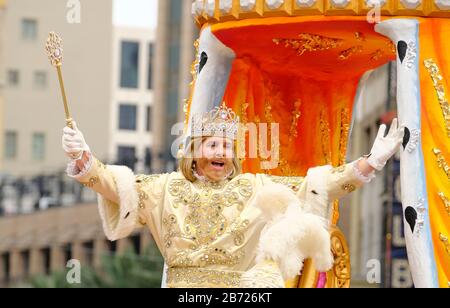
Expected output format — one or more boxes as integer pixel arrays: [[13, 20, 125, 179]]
[[433, 148, 450, 180], [192, 0, 450, 27], [297, 226, 351, 288], [438, 192, 450, 216], [424, 59, 450, 138]]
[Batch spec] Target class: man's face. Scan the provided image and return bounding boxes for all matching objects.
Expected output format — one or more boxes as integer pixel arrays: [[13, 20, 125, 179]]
[[195, 136, 234, 182]]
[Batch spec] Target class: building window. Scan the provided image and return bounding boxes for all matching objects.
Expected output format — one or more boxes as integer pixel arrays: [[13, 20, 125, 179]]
[[117, 146, 136, 170], [144, 147, 152, 173], [21, 19, 38, 41], [130, 234, 141, 255], [119, 104, 137, 131], [41, 248, 51, 275], [5, 131, 17, 159], [146, 105, 152, 132], [120, 41, 139, 89], [34, 71, 47, 89], [21, 250, 30, 278], [82, 241, 94, 266], [148, 43, 154, 89], [7, 70, 19, 86], [64, 244, 73, 264], [2, 253, 10, 283], [32, 133, 45, 161], [107, 240, 117, 254]]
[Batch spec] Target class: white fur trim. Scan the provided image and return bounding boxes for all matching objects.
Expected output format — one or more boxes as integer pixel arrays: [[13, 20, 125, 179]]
[[305, 166, 333, 222], [353, 159, 376, 183], [66, 151, 94, 178], [255, 184, 333, 280], [254, 183, 297, 222], [97, 165, 139, 241]]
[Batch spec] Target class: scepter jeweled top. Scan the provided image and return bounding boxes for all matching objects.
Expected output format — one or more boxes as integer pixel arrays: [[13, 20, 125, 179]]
[[45, 32, 74, 129], [45, 32, 80, 159]]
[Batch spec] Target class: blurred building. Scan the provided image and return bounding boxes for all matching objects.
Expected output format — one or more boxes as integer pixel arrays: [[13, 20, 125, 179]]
[[342, 62, 412, 288], [0, 0, 199, 178], [0, 0, 157, 210], [0, 0, 6, 171], [0, 200, 153, 286], [0, 0, 199, 288], [0, 0, 114, 177], [152, 0, 197, 172], [340, 63, 391, 287], [0, 0, 162, 287], [111, 26, 156, 173]]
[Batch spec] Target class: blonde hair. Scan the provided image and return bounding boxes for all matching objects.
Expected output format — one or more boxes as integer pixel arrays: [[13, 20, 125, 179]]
[[179, 137, 242, 182]]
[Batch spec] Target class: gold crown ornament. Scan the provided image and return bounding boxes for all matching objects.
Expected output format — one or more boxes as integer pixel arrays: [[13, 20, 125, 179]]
[[191, 102, 240, 140]]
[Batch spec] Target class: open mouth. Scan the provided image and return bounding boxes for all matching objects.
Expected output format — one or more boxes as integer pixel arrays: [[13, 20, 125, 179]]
[[211, 161, 225, 168]]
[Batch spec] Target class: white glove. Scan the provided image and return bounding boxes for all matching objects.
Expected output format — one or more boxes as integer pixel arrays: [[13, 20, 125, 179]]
[[62, 121, 90, 161], [367, 118, 405, 171]]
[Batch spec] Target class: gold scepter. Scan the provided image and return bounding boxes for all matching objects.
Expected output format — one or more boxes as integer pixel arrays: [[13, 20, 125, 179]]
[[45, 32, 80, 159], [45, 32, 74, 129]]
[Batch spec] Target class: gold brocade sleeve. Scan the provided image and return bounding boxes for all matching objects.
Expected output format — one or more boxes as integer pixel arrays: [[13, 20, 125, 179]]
[[325, 163, 367, 201], [260, 161, 368, 221], [67, 153, 165, 241]]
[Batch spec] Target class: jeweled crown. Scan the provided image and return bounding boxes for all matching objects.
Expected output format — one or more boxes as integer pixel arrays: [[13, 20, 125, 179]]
[[191, 102, 240, 140]]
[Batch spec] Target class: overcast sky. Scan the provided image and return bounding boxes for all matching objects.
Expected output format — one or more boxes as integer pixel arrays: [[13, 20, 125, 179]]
[[113, 0, 158, 29]]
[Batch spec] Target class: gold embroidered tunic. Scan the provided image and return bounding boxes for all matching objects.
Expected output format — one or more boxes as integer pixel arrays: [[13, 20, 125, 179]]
[[67, 154, 372, 288]]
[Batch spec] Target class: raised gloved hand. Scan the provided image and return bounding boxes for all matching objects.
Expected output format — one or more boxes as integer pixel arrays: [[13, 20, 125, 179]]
[[367, 118, 405, 171], [62, 121, 90, 161]]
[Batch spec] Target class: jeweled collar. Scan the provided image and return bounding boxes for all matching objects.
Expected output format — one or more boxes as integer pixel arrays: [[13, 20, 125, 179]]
[[193, 169, 229, 189]]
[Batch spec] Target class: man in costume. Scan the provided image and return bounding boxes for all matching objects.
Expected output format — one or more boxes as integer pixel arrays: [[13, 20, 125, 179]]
[[62, 103, 404, 288]]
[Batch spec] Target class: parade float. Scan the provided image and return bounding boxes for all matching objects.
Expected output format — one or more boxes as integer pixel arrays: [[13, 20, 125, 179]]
[[185, 0, 450, 288]]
